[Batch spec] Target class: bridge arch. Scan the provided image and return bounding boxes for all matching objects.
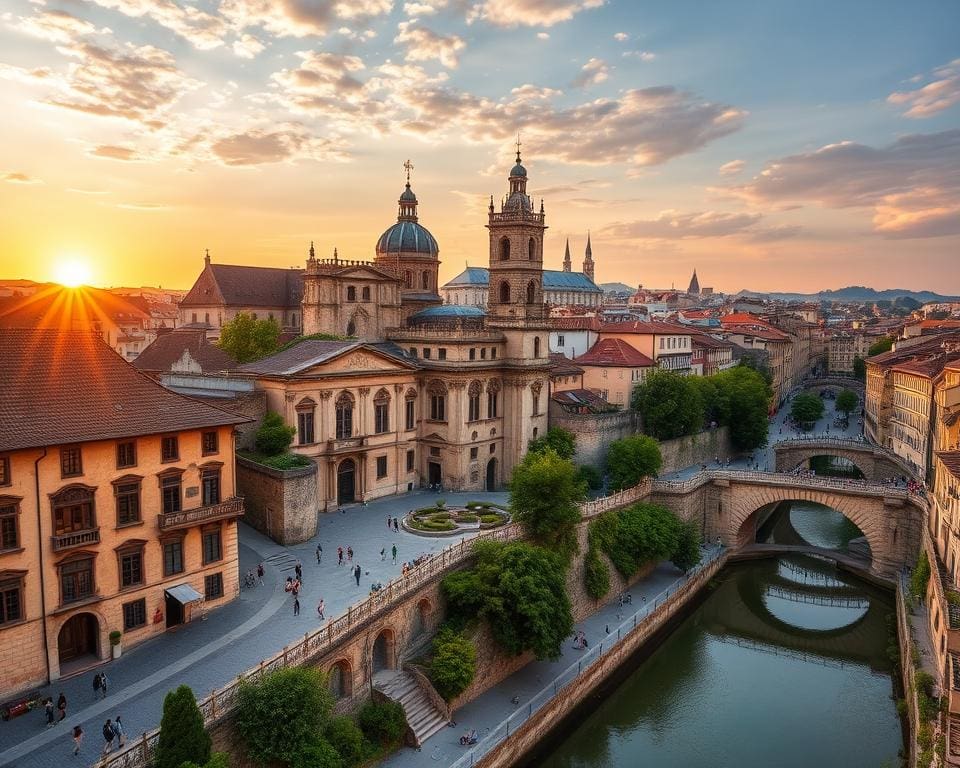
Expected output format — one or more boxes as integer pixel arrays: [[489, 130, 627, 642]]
[[773, 438, 917, 481]]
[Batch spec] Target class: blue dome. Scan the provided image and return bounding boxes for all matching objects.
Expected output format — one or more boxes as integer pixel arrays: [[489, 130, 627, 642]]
[[399, 183, 417, 202], [376, 220, 439, 257], [510, 162, 527, 177]]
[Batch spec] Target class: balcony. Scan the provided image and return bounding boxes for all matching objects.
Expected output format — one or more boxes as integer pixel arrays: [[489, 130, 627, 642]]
[[326, 436, 366, 452], [157, 497, 244, 531], [51, 528, 100, 552]]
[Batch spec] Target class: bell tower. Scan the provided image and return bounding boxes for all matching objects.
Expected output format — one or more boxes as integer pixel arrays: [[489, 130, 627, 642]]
[[485, 140, 546, 326]]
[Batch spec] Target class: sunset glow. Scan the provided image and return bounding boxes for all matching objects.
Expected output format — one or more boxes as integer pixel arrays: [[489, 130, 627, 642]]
[[53, 258, 92, 288]]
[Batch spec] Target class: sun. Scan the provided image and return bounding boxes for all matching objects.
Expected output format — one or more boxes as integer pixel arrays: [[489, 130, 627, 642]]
[[54, 259, 93, 288]]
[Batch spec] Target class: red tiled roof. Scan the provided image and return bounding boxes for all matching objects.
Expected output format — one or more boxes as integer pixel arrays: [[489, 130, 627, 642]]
[[549, 316, 602, 331], [937, 451, 960, 480], [575, 338, 655, 367], [0, 329, 247, 452], [133, 328, 239, 373], [600, 320, 690, 335], [548, 352, 584, 376]]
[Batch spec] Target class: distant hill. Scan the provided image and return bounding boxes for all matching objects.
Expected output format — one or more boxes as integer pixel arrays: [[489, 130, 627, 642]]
[[736, 286, 959, 304]]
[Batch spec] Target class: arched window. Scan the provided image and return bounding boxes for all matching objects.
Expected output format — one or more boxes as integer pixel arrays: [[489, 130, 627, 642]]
[[487, 379, 501, 419], [296, 397, 316, 445], [404, 270, 412, 289], [528, 238, 536, 260], [468, 380, 482, 422], [533, 337, 541, 358], [499, 281, 511, 304], [526, 281, 536, 304], [52, 485, 96, 536], [346, 320, 356, 337], [346, 286, 356, 302], [428, 380, 447, 422], [361, 286, 371, 301], [374, 389, 390, 434], [335, 392, 354, 439], [499, 237, 510, 261], [422, 271, 430, 290], [405, 388, 417, 430]]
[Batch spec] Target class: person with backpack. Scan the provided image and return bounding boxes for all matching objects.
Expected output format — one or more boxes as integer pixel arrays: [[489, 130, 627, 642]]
[[57, 692, 67, 722], [113, 715, 125, 748], [72, 724, 84, 756], [99, 672, 109, 699], [92, 672, 102, 701], [101, 719, 114, 755]]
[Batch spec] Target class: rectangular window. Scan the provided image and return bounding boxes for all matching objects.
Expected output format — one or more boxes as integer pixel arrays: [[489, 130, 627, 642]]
[[438, 348, 447, 360], [405, 399, 415, 430], [161, 475, 182, 515], [163, 539, 184, 576], [487, 392, 498, 419], [0, 456, 8, 486], [422, 348, 431, 359], [115, 482, 141, 526], [376, 456, 388, 479], [533, 394, 540, 416], [491, 348, 497, 359], [201, 469, 221, 506], [161, 436, 179, 463], [430, 394, 446, 421], [468, 395, 480, 422], [409, 347, 417, 357], [204, 572, 224, 600], [481, 348, 487, 360], [298, 411, 315, 445], [202, 528, 222, 564], [470, 447, 478, 460], [0, 578, 23, 624], [406, 450, 415, 472], [469, 348, 476, 361], [430, 447, 441, 457], [116, 441, 136, 469], [123, 598, 146, 631], [375, 403, 389, 434], [202, 431, 219, 455], [119, 550, 143, 588], [0, 501, 19, 551], [60, 446, 82, 478], [60, 559, 94, 604]]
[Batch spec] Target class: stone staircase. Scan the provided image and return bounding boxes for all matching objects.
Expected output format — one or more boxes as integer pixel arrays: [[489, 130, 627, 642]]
[[373, 670, 449, 747]]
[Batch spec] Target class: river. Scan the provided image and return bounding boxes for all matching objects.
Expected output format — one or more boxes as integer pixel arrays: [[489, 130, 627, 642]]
[[533, 502, 903, 768]]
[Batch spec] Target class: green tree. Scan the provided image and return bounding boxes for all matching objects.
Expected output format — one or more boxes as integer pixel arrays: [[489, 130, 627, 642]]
[[442, 541, 573, 660], [590, 503, 698, 579], [357, 700, 406, 746], [836, 389, 858, 416], [867, 336, 894, 357], [255, 411, 296, 456], [290, 740, 342, 768], [583, 532, 611, 600], [605, 435, 663, 491], [713, 365, 772, 450], [575, 464, 603, 490], [179, 754, 230, 768], [528, 426, 576, 460], [428, 628, 477, 701], [510, 449, 584, 552], [689, 375, 727, 426], [911, 550, 931, 599], [235, 668, 334, 765], [324, 717, 364, 767], [852, 355, 866, 381], [217, 312, 281, 363], [790, 393, 824, 427], [155, 685, 211, 768], [671, 521, 701, 573], [631, 369, 705, 440]]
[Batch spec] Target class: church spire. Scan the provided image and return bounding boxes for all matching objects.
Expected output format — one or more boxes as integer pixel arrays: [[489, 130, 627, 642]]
[[582, 231, 595, 281], [687, 268, 700, 295], [563, 238, 571, 272], [397, 159, 418, 222]]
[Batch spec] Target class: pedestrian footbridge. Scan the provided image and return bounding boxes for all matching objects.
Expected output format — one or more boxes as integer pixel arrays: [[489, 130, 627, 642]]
[[773, 437, 918, 481]]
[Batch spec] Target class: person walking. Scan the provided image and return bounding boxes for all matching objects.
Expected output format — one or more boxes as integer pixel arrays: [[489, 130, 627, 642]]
[[92, 672, 101, 701], [393, 517, 399, 533], [57, 692, 67, 722], [317, 598, 325, 620], [257, 562, 264, 585], [337, 547, 343, 566], [380, 547, 386, 561], [295, 561, 302, 581], [99, 672, 109, 699], [113, 715, 125, 748], [392, 544, 397, 564], [72, 724, 84, 756], [316, 543, 322, 564], [354, 563, 361, 586], [101, 719, 114, 756], [44, 697, 55, 728], [293, 597, 300, 616], [347, 546, 353, 562], [387, 515, 392, 529]]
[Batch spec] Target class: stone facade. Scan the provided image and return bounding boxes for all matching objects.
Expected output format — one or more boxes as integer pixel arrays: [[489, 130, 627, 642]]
[[235, 457, 319, 545], [657, 427, 734, 474], [548, 406, 637, 467]]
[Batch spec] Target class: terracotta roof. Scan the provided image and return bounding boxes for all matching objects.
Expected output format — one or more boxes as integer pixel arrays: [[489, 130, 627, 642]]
[[721, 323, 791, 342], [180, 263, 304, 309], [937, 451, 960, 480], [548, 352, 584, 377], [550, 388, 614, 412], [575, 338, 655, 368], [549, 316, 602, 331], [920, 320, 960, 329], [133, 328, 239, 373], [239, 340, 416, 377], [0, 286, 149, 329], [0, 329, 247, 452], [691, 333, 733, 350], [600, 320, 690, 335]]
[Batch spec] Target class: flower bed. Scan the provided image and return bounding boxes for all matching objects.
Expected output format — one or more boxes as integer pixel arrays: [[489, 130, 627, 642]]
[[403, 501, 509, 536]]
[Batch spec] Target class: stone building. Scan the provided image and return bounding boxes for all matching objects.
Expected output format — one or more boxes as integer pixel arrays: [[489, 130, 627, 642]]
[[440, 267, 602, 309], [599, 320, 694, 374], [0, 329, 246, 697], [828, 332, 868, 374], [573, 338, 655, 408]]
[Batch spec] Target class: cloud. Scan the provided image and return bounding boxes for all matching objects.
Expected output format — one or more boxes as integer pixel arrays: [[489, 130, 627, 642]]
[[89, 144, 141, 160], [599, 210, 763, 239], [394, 22, 466, 68], [888, 59, 960, 119], [468, 0, 604, 27], [727, 129, 960, 238], [12, 9, 103, 43], [536, 31, 549, 40], [718, 159, 744, 176], [337, 26, 377, 40], [571, 57, 609, 88], [67, 187, 110, 195], [117, 201, 170, 210], [209, 123, 342, 165], [404, 0, 447, 15], [83, 0, 227, 50], [622, 50, 655, 61], [232, 33, 265, 58], [613, 32, 628, 41], [2, 171, 42, 184]]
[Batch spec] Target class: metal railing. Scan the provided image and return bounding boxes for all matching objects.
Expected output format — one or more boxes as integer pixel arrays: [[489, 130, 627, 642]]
[[51, 527, 100, 551], [157, 497, 245, 532]]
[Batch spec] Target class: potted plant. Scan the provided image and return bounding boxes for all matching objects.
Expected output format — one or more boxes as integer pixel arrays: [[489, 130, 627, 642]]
[[109, 631, 122, 659]]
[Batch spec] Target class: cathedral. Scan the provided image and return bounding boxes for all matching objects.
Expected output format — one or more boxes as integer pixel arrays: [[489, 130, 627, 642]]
[[187, 152, 553, 505]]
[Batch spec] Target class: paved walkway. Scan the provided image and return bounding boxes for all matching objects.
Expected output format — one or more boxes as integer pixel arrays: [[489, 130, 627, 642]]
[[0, 490, 506, 768]]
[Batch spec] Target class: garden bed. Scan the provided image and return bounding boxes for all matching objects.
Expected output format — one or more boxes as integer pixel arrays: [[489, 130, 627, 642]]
[[403, 501, 510, 537]]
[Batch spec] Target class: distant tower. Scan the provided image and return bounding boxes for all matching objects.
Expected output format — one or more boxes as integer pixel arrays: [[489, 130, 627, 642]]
[[583, 232, 595, 281], [562, 238, 572, 272], [204, 248, 211, 266], [688, 269, 700, 296]]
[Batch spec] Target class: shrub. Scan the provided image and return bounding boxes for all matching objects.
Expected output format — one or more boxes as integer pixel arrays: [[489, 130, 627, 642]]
[[911, 551, 931, 600], [479, 514, 502, 524], [455, 513, 479, 523], [325, 716, 364, 767], [179, 755, 230, 768], [605, 435, 662, 491], [528, 426, 577, 460], [357, 700, 406, 746], [429, 628, 477, 701], [235, 668, 333, 765], [671, 521, 701, 573], [260, 453, 311, 471], [576, 464, 603, 491], [591, 503, 698, 579], [255, 412, 296, 456], [291, 739, 343, 768], [155, 685, 211, 768], [584, 538, 610, 600]]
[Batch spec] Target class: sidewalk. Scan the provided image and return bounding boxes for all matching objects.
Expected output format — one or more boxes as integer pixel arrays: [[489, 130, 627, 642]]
[[0, 490, 507, 768]]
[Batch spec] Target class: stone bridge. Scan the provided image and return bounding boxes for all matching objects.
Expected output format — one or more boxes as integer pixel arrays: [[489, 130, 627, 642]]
[[650, 470, 925, 578], [773, 437, 917, 481], [801, 376, 865, 393]]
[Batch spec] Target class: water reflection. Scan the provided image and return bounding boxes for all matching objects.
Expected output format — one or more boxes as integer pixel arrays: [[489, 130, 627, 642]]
[[758, 500, 869, 559], [534, 557, 901, 768]]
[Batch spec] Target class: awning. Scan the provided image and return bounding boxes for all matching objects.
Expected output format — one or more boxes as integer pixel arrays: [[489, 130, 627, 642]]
[[165, 583, 203, 605]]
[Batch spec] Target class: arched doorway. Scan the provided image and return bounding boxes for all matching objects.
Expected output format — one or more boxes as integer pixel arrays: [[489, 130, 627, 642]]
[[372, 628, 395, 673], [337, 459, 356, 505], [413, 599, 432, 638], [58, 612, 99, 668], [328, 659, 353, 700], [486, 458, 497, 491]]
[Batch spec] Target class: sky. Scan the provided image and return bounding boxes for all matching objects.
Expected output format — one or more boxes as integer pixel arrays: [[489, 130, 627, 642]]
[[0, 0, 958, 294]]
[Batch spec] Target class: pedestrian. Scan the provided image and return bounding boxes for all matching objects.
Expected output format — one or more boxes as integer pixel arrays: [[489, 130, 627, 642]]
[[293, 597, 300, 616], [92, 672, 102, 701], [101, 719, 114, 756], [295, 561, 302, 581], [387, 515, 392, 529], [347, 546, 353, 561], [72, 724, 84, 756], [113, 715, 125, 748], [316, 543, 322, 564], [57, 692, 67, 722], [393, 517, 399, 532], [44, 697, 55, 727], [100, 672, 108, 699], [354, 563, 361, 586], [392, 544, 397, 564], [291, 579, 300, 598], [317, 599, 325, 620], [257, 562, 264, 585], [337, 546, 343, 566], [380, 547, 386, 560]]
